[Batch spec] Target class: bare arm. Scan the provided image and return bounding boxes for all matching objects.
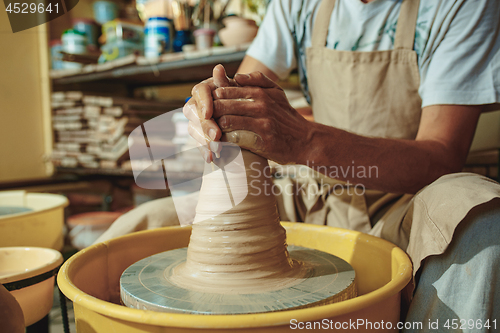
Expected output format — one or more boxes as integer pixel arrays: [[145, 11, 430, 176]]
[[187, 62, 482, 194], [303, 105, 481, 193], [212, 72, 482, 194]]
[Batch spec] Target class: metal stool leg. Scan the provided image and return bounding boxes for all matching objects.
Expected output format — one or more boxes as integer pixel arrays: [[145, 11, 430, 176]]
[[58, 285, 71, 333]]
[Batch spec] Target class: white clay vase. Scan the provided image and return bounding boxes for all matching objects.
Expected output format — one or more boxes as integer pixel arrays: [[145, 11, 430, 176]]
[[218, 16, 258, 47]]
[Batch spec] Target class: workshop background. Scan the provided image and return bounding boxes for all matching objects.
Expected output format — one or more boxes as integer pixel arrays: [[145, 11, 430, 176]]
[[0, 0, 499, 331]]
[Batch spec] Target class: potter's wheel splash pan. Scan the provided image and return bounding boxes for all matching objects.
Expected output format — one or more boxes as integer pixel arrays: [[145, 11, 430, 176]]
[[58, 223, 412, 332]]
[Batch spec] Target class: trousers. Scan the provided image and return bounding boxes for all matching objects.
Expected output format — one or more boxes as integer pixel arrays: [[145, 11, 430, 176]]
[[404, 198, 500, 332]]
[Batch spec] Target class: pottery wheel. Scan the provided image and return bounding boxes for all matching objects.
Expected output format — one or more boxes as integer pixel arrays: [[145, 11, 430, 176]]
[[120, 245, 356, 314]]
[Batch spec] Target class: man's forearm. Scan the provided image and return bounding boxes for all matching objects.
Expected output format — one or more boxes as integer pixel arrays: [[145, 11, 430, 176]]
[[298, 104, 482, 194], [300, 122, 462, 194]]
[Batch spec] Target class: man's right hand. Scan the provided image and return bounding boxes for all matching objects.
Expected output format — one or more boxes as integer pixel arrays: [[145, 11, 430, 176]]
[[183, 64, 239, 163]]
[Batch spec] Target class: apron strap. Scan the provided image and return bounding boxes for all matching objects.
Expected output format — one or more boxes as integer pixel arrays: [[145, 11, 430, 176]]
[[394, 0, 421, 50], [312, 0, 420, 50], [311, 0, 337, 48]]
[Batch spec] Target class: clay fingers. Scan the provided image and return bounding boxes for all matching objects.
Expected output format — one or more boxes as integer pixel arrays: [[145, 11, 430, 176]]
[[184, 101, 222, 162], [191, 81, 216, 119], [234, 71, 280, 89], [212, 64, 233, 88], [221, 130, 265, 154], [212, 99, 266, 119], [217, 115, 266, 133], [213, 86, 267, 102]]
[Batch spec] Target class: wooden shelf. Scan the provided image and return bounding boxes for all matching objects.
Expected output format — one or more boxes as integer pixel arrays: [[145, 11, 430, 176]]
[[52, 50, 246, 90], [51, 48, 247, 179], [466, 149, 499, 165]]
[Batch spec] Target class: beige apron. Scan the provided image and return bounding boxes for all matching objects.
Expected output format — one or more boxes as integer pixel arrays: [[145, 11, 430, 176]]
[[278, 0, 422, 243], [275, 0, 500, 285]]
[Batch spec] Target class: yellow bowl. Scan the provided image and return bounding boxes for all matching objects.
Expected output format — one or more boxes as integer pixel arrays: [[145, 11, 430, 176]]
[[0, 247, 63, 326], [0, 191, 68, 250], [58, 223, 412, 332]]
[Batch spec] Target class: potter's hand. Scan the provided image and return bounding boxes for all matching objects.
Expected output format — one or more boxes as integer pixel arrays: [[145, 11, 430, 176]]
[[93, 193, 198, 244], [212, 71, 310, 165], [183, 64, 239, 163]]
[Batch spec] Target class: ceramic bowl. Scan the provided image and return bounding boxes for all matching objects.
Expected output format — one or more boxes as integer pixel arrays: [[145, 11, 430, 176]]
[[0, 191, 68, 250], [0, 247, 63, 326], [218, 16, 258, 47]]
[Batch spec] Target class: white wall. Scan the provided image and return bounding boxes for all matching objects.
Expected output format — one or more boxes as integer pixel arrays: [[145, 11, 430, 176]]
[[0, 11, 53, 183]]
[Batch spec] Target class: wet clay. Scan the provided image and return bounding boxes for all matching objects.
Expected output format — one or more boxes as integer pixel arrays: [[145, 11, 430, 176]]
[[170, 149, 308, 294]]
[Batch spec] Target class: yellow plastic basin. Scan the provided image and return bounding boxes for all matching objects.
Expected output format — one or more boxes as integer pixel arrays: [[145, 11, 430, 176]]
[[0, 191, 69, 250], [58, 223, 412, 332], [0, 247, 63, 326]]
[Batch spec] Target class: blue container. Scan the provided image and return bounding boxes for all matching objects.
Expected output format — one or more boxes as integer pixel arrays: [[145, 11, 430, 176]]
[[144, 17, 173, 58], [173, 30, 192, 52], [93, 1, 119, 25]]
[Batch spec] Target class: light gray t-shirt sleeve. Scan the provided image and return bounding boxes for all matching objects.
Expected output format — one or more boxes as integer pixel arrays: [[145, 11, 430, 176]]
[[246, 0, 297, 80], [418, 0, 500, 108]]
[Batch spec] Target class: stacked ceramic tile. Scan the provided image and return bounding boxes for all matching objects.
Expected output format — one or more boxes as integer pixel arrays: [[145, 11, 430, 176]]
[[51, 91, 182, 170]]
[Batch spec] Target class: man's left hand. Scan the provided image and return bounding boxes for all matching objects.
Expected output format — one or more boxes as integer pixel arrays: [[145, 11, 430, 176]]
[[213, 71, 311, 165]]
